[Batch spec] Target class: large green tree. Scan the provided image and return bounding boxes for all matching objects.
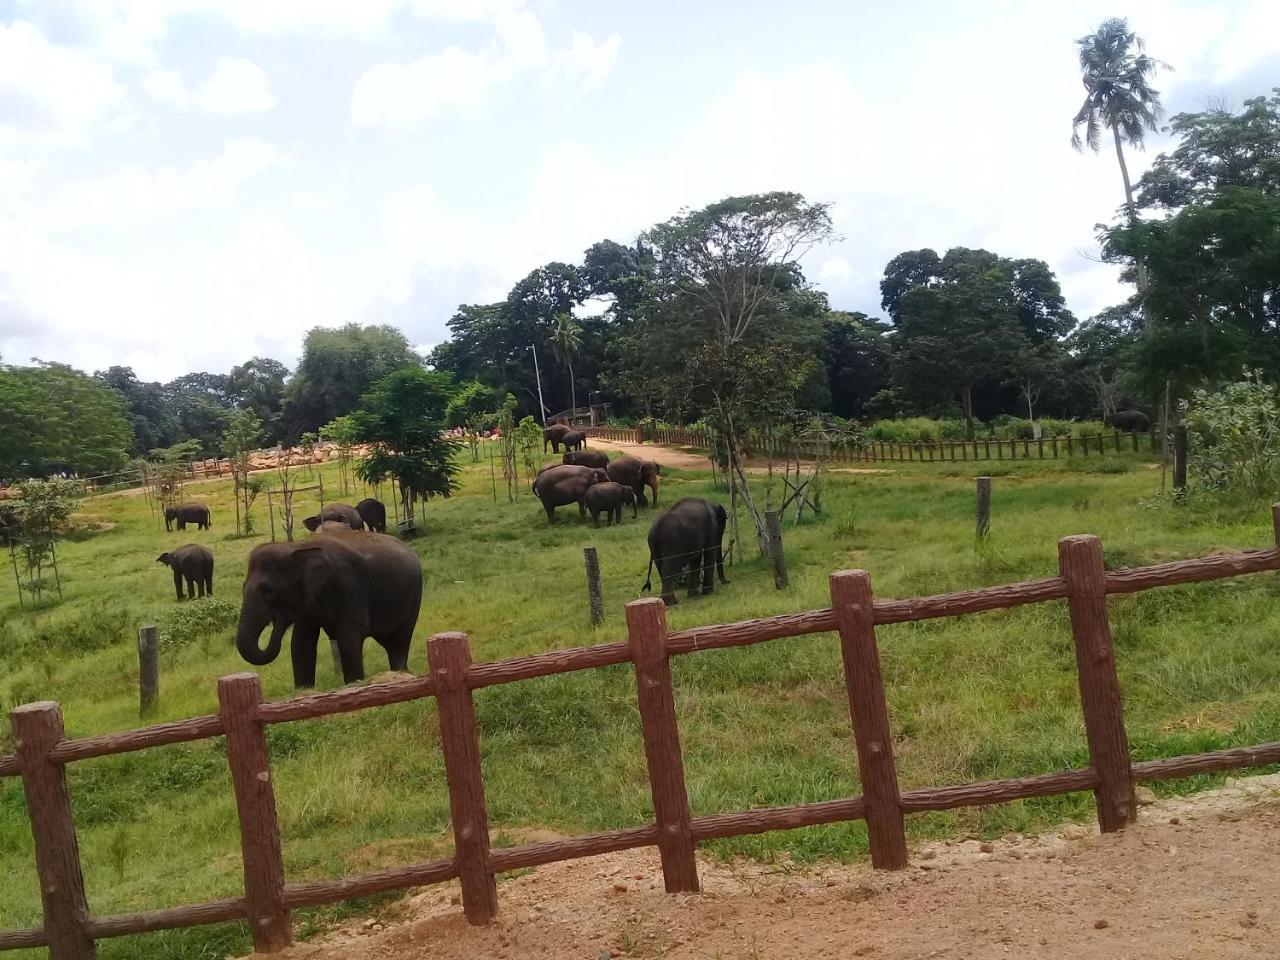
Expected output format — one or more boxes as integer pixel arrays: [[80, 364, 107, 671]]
[[96, 366, 181, 456], [0, 361, 133, 478], [1071, 18, 1165, 227], [282, 324, 420, 438], [883, 248, 1074, 439], [228, 357, 290, 443], [354, 368, 460, 520], [822, 311, 891, 420]]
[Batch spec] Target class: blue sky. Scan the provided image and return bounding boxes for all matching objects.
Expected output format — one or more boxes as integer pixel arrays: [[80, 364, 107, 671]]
[[1, 0, 1277, 381]]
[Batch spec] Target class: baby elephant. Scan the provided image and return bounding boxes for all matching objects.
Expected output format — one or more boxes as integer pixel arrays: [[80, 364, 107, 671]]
[[583, 481, 636, 527], [157, 544, 214, 601]]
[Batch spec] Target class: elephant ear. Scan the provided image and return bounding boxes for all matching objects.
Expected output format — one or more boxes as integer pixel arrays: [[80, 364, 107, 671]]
[[302, 516, 321, 532], [156, 553, 172, 564], [293, 543, 336, 612]]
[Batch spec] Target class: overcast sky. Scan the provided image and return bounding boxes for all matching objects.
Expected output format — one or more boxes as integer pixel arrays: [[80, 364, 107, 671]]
[[1, 1, 1277, 382]]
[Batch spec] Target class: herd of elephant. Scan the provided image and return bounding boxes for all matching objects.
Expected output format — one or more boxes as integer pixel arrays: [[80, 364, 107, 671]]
[[153, 435, 730, 691]]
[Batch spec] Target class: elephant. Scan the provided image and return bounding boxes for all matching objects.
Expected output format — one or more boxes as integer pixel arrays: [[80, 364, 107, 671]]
[[235, 530, 423, 688], [355, 497, 387, 533], [543, 423, 573, 453], [561, 429, 587, 452], [564, 450, 609, 469], [157, 544, 214, 600], [643, 497, 729, 606], [607, 455, 661, 507], [532, 464, 609, 522], [1107, 409, 1151, 432], [583, 481, 636, 526], [302, 503, 363, 532], [164, 502, 211, 532]]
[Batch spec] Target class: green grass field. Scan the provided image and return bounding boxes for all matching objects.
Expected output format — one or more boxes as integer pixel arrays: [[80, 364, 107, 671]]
[[3, 445, 1279, 958]]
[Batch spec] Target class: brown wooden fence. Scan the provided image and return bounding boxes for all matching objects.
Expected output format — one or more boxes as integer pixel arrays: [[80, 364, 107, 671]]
[[585, 426, 1158, 462], [6, 507, 1280, 957]]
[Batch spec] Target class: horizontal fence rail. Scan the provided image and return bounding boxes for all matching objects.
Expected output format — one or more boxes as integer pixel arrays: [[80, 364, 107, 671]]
[[584, 426, 1159, 464], [4, 506, 1280, 956]]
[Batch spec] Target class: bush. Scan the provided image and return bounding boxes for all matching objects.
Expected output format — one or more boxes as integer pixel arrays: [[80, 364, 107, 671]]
[[864, 418, 969, 442], [157, 597, 239, 650], [1183, 371, 1280, 497]]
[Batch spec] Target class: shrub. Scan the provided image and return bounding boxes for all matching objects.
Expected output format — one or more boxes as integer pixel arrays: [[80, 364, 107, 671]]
[[1183, 371, 1280, 497], [157, 597, 239, 651], [864, 418, 969, 442]]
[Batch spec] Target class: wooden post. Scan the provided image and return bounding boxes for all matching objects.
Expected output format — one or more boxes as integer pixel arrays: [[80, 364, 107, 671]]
[[1066, 435, 1074, 456], [1272, 502, 1280, 546], [829, 571, 908, 869], [584, 546, 604, 625], [625, 599, 699, 892], [1052, 436, 1059, 458], [1057, 536, 1136, 834], [428, 633, 497, 923], [138, 625, 158, 719], [765, 511, 788, 589], [218, 674, 291, 952], [1131, 431, 1139, 452], [976, 476, 991, 539], [1173, 426, 1188, 497], [266, 485, 275, 542], [11, 702, 95, 960]]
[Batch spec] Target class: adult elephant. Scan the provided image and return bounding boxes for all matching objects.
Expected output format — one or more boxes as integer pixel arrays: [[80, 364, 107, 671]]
[[235, 530, 422, 688], [607, 455, 661, 507], [1107, 410, 1150, 432], [532, 464, 608, 522], [156, 545, 213, 600], [561, 429, 587, 452], [165, 502, 211, 532], [543, 423, 572, 453], [564, 450, 608, 469], [355, 498, 387, 533], [643, 497, 729, 605], [302, 503, 363, 532]]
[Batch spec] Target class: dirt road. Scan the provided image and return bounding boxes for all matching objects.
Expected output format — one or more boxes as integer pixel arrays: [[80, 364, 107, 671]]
[[255, 775, 1280, 959]]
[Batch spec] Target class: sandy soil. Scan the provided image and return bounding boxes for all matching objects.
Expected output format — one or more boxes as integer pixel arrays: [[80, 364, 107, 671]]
[[252, 774, 1280, 960]]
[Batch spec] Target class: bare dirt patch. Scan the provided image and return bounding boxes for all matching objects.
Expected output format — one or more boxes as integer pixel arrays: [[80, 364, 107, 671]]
[[253, 774, 1280, 959]]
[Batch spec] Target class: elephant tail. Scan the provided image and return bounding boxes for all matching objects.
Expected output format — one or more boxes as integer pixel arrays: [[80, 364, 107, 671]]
[[642, 552, 655, 593]]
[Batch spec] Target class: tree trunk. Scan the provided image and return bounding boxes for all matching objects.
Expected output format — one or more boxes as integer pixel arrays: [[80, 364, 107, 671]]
[[1113, 125, 1151, 304], [961, 385, 976, 441], [568, 360, 576, 417]]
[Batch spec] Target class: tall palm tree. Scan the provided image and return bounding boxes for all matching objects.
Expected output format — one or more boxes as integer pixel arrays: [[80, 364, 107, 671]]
[[549, 313, 583, 416], [1072, 17, 1165, 293]]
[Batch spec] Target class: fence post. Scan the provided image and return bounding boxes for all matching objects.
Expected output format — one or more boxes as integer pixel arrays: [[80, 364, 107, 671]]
[[976, 476, 991, 538], [138, 625, 158, 719], [584, 546, 604, 625], [1173, 426, 1188, 497], [1273, 502, 1280, 546], [625, 599, 699, 892], [11, 702, 95, 960], [765, 511, 788, 589], [1057, 536, 1136, 833], [218, 674, 291, 952], [829, 571, 908, 869], [428, 633, 497, 923]]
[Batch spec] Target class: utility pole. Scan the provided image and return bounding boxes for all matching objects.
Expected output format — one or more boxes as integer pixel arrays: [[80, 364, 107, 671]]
[[530, 343, 547, 426]]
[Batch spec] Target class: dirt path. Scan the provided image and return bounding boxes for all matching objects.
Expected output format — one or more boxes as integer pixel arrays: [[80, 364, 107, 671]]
[[589, 439, 893, 476], [255, 775, 1280, 959]]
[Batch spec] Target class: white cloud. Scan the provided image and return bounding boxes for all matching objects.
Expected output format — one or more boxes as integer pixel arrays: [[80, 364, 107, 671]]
[[0, 20, 126, 143], [351, 47, 508, 128], [195, 57, 275, 114], [42, 138, 286, 230], [141, 68, 189, 109], [350, 1, 618, 129]]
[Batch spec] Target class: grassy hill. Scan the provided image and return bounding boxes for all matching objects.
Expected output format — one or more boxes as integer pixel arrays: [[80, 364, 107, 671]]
[[2, 445, 1278, 958]]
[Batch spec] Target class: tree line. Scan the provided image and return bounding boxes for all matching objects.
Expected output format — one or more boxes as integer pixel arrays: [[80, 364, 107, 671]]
[[3, 19, 1276, 483]]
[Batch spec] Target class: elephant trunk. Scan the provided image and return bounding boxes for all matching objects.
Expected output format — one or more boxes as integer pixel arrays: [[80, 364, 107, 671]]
[[236, 607, 287, 666], [646, 474, 659, 506]]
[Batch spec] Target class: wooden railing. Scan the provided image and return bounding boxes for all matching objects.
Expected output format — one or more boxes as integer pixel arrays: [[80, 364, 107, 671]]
[[584, 426, 1159, 462], [5, 507, 1280, 957]]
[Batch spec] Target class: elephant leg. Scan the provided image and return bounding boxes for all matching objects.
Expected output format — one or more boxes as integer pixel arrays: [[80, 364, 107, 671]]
[[185, 576, 196, 599], [686, 559, 701, 599], [206, 573, 214, 596], [658, 557, 680, 606], [378, 626, 413, 673], [544, 501, 556, 523], [701, 546, 715, 595], [335, 635, 365, 684], [578, 499, 587, 519], [290, 622, 322, 688], [196, 575, 206, 598], [592, 510, 600, 527], [172, 569, 183, 602], [716, 545, 730, 585]]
